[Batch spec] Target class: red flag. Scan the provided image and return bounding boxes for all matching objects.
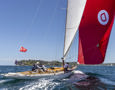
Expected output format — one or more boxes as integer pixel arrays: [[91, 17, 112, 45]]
[[20, 46, 27, 52]]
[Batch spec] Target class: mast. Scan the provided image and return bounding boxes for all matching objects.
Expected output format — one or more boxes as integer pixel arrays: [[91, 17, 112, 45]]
[[62, 0, 68, 67]]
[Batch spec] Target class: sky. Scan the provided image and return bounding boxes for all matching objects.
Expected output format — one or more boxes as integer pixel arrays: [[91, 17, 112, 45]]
[[0, 0, 114, 65]]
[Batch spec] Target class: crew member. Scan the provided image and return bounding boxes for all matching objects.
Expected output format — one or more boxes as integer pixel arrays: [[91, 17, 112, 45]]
[[64, 62, 69, 73]]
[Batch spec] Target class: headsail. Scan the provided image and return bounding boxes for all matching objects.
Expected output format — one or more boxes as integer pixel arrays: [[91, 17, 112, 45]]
[[78, 0, 115, 64], [63, 0, 86, 59]]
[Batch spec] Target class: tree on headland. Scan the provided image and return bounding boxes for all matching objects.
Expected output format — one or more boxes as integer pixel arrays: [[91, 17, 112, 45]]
[[15, 59, 77, 66]]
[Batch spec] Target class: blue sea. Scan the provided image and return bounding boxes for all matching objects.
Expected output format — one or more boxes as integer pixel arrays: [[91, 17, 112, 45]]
[[0, 65, 115, 90]]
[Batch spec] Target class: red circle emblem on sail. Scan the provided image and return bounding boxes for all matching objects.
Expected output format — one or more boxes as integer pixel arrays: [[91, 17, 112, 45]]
[[20, 46, 27, 52]]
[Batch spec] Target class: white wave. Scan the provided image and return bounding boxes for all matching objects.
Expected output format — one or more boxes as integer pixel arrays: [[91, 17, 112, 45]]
[[0, 88, 8, 90], [99, 77, 115, 85], [0, 79, 14, 84], [69, 70, 88, 82], [19, 79, 60, 90]]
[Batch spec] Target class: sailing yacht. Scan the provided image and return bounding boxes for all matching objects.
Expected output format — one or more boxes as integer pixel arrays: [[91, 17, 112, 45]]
[[1, 0, 86, 79], [1, 0, 115, 79]]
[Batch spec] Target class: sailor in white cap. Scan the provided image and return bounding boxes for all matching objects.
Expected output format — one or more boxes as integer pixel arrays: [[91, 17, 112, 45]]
[[32, 62, 40, 72], [36, 62, 39, 64]]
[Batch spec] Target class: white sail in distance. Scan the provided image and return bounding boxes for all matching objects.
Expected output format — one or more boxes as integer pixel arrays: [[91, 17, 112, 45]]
[[63, 0, 86, 59]]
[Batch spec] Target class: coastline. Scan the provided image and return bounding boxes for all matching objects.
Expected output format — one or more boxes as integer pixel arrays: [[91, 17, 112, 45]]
[[14, 60, 115, 66], [15, 59, 77, 66]]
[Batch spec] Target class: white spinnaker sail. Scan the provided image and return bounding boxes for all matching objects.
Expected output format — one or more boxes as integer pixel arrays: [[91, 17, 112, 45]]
[[63, 0, 86, 59]]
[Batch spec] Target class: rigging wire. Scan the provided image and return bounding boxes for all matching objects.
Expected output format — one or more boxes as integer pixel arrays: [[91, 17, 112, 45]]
[[21, 0, 43, 44], [15, 0, 43, 60], [44, 0, 63, 61], [54, 0, 69, 62], [66, 30, 79, 62], [54, 0, 63, 61]]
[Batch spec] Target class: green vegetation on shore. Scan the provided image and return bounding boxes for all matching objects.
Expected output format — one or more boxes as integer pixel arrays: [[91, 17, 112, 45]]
[[15, 59, 77, 66], [15, 59, 115, 66]]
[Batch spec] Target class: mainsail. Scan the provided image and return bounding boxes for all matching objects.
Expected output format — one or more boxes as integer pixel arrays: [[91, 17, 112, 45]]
[[78, 0, 115, 64], [63, 0, 86, 60]]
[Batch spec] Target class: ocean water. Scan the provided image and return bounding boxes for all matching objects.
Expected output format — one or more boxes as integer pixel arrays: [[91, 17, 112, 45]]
[[0, 65, 115, 90]]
